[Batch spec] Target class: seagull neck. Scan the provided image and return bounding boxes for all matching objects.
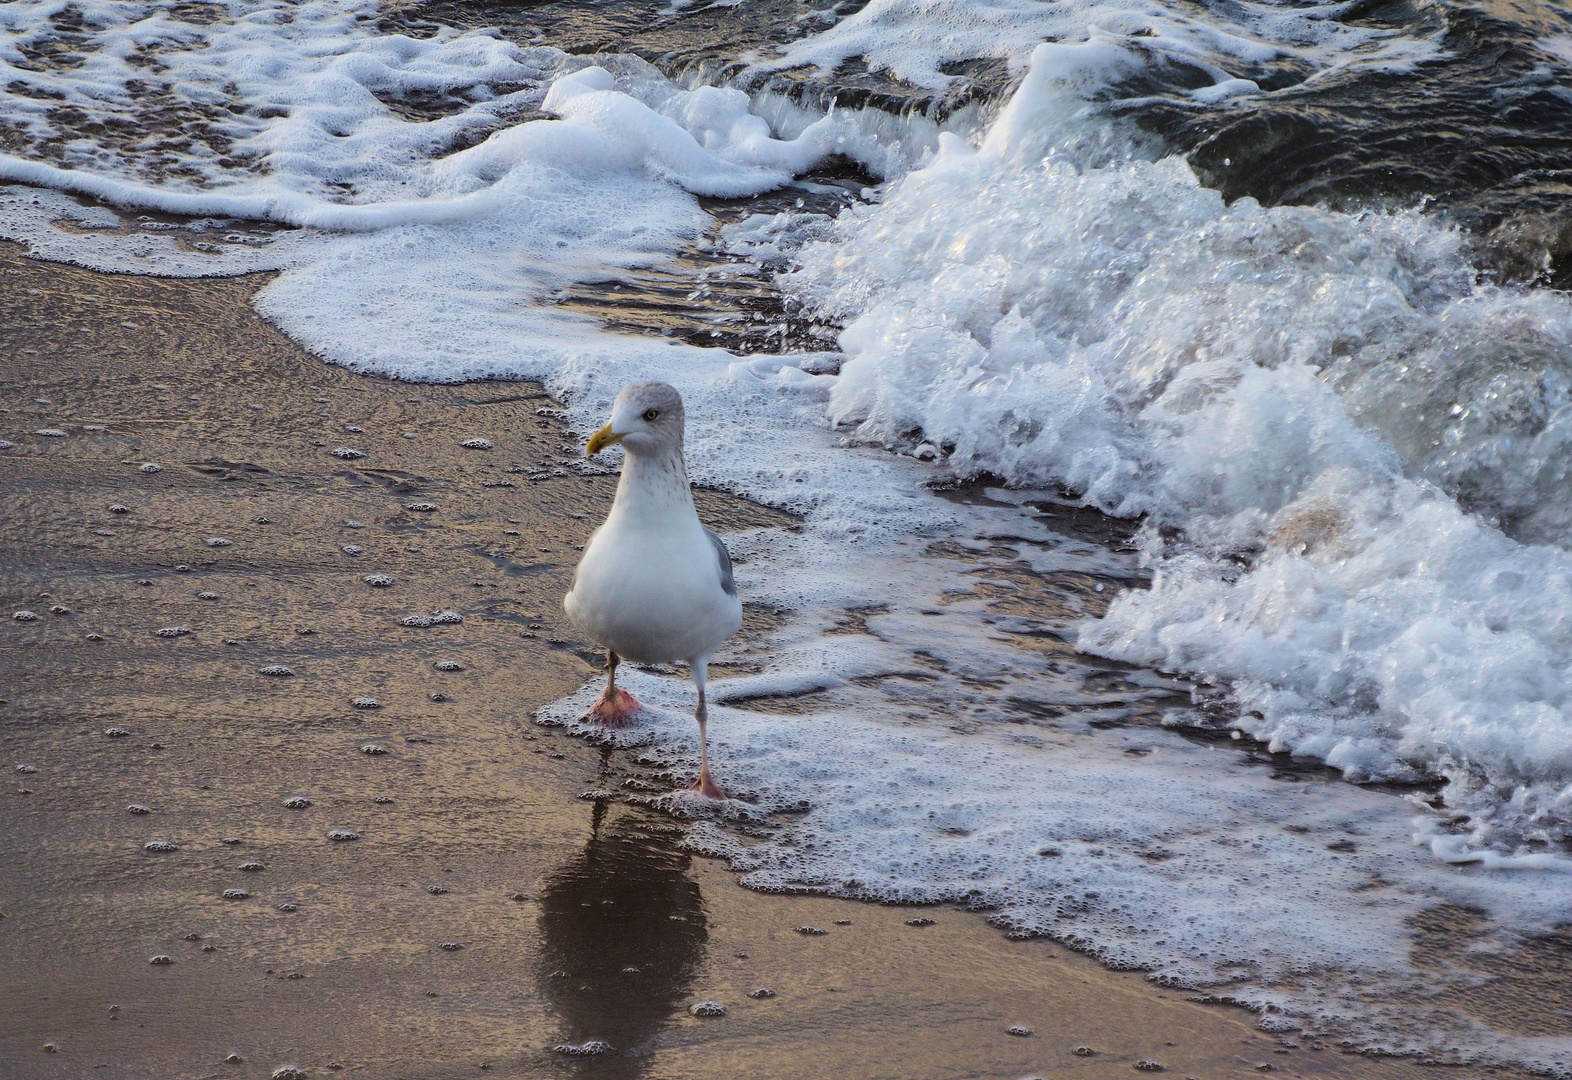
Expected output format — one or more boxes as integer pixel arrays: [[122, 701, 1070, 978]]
[[614, 447, 695, 522]]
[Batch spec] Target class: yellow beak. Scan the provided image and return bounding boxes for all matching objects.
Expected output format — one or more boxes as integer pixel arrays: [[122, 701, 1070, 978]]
[[586, 423, 623, 455]]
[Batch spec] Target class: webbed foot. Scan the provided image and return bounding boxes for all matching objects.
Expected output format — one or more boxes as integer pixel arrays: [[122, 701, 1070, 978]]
[[687, 768, 726, 801], [587, 686, 641, 726]]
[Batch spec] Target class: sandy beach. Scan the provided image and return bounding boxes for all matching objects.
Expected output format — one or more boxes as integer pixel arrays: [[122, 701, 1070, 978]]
[[0, 244, 1545, 1080]]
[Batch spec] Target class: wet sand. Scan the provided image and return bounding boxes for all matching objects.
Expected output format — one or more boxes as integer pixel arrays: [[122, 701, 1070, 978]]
[[0, 243, 1530, 1080]]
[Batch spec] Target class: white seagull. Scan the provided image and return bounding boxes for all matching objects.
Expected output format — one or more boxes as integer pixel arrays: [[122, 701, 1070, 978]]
[[564, 381, 742, 800]]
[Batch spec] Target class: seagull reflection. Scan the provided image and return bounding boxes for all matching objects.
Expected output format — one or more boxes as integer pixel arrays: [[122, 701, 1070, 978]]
[[536, 800, 708, 1074]]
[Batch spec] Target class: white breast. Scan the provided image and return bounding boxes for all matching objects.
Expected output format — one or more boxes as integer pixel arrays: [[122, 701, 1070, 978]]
[[565, 512, 742, 666]]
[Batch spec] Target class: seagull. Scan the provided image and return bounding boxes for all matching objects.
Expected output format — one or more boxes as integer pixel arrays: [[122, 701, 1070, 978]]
[[564, 381, 742, 800]]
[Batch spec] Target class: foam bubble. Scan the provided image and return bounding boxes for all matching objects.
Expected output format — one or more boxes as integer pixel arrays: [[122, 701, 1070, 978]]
[[552, 1041, 610, 1056], [400, 611, 462, 627]]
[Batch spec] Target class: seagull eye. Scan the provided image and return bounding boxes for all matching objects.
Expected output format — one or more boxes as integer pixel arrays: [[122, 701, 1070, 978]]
[[642, 409, 659, 422]]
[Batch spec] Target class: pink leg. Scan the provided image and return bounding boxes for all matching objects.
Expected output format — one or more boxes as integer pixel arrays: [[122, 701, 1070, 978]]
[[686, 659, 726, 800], [587, 650, 641, 726]]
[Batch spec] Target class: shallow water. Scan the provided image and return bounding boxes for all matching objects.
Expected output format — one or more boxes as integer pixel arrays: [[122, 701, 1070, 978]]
[[3, 250, 1488, 1080], [5, 0, 1572, 1068]]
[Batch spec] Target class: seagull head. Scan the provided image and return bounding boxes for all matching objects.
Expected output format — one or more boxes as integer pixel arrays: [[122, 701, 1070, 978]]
[[587, 381, 686, 458]]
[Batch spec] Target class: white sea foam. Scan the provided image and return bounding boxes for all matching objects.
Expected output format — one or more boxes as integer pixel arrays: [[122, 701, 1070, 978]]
[[749, 0, 1442, 95], [3, 0, 1571, 1068], [787, 44, 1572, 856], [538, 666, 1572, 1069]]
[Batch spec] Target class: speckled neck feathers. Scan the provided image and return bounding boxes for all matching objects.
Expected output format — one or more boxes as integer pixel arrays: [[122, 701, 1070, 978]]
[[614, 441, 694, 523]]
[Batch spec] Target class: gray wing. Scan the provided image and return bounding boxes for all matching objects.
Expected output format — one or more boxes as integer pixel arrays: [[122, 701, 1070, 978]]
[[704, 527, 737, 597]]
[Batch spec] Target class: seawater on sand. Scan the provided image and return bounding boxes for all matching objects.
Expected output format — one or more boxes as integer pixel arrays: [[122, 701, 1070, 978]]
[[5, 0, 1572, 1068], [0, 247, 1503, 1080]]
